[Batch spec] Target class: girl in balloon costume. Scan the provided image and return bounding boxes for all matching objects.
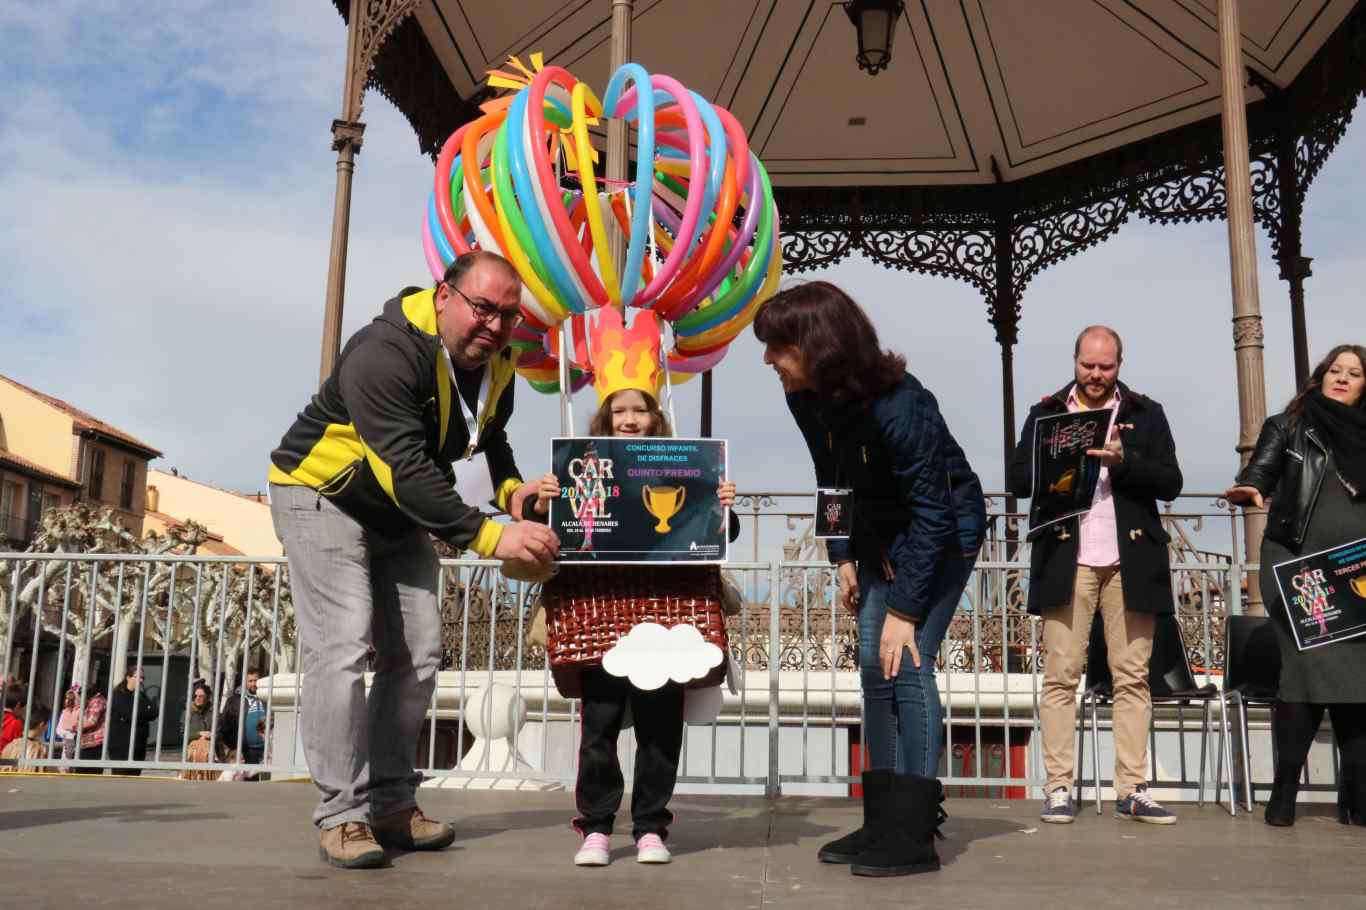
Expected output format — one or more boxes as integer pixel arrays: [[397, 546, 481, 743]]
[[532, 306, 739, 867], [419, 57, 774, 865]]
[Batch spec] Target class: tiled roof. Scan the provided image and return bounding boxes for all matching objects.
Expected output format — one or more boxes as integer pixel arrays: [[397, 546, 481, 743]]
[[0, 449, 81, 489], [144, 510, 241, 556], [0, 374, 163, 458], [149, 469, 268, 504], [144, 510, 226, 542], [197, 538, 245, 557]]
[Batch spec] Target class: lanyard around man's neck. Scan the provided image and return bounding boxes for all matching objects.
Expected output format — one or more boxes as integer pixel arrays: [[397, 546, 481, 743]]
[[443, 346, 490, 457]]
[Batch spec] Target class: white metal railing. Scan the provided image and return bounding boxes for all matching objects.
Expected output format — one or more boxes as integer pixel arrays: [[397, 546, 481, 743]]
[[0, 547, 1286, 800]]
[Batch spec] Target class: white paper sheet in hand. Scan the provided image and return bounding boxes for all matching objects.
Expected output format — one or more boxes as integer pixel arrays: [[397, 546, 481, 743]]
[[453, 452, 496, 509]]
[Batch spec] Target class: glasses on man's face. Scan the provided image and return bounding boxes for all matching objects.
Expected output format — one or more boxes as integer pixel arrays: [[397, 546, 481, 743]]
[[446, 283, 523, 329]]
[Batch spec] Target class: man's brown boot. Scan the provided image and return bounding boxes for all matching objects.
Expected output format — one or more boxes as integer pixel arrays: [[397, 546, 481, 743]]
[[372, 806, 455, 851], [318, 821, 386, 869]]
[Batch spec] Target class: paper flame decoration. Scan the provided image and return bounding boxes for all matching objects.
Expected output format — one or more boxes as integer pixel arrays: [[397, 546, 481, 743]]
[[422, 53, 782, 394], [590, 305, 662, 403]]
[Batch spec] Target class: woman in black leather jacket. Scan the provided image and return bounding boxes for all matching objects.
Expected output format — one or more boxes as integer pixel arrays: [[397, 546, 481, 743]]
[[1226, 343, 1366, 828]]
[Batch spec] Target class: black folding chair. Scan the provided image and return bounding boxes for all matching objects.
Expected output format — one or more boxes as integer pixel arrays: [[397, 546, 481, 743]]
[[1075, 612, 1228, 814], [1215, 614, 1281, 813]]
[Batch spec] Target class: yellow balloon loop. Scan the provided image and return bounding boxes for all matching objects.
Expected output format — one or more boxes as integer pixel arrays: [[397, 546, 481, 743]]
[[569, 82, 621, 308], [487, 108, 570, 323]]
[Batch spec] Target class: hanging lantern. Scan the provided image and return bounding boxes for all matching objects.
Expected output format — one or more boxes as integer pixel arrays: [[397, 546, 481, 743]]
[[844, 0, 903, 75]]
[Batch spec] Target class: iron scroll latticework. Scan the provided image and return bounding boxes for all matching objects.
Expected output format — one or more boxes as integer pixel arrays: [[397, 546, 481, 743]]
[[778, 98, 1358, 322], [331, 0, 489, 156], [776, 8, 1366, 337]]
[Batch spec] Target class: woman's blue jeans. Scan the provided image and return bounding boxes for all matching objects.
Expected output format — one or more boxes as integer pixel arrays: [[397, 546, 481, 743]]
[[857, 555, 975, 777]]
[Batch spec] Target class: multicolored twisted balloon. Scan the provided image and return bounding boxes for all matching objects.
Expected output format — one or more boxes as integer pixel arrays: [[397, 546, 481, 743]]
[[422, 54, 782, 394]]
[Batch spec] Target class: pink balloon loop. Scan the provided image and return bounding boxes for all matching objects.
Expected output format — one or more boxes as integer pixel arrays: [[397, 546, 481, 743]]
[[527, 67, 610, 308], [422, 213, 445, 282], [669, 345, 728, 374], [433, 123, 474, 257], [711, 105, 750, 199], [690, 151, 764, 314], [613, 76, 708, 308]]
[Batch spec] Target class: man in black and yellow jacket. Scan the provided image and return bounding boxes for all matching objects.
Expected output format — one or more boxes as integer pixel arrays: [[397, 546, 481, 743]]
[[269, 251, 558, 869]]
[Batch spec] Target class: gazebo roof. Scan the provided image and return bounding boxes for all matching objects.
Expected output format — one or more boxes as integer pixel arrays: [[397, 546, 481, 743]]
[[333, 1, 1365, 289], [337, 1, 1356, 183]]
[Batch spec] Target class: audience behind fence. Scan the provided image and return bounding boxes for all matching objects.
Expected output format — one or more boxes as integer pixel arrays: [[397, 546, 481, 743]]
[[219, 667, 267, 766], [73, 678, 107, 774], [182, 681, 222, 781], [1, 685, 26, 752], [55, 685, 83, 766], [1, 703, 51, 772], [106, 668, 159, 777]]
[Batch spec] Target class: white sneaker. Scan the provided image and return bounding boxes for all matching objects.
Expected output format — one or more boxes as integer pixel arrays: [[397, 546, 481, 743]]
[[636, 833, 671, 864], [574, 832, 610, 866], [1040, 788, 1075, 824]]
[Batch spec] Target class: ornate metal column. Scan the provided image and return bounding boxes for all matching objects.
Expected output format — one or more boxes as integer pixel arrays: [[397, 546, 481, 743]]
[[320, 0, 424, 386], [701, 371, 713, 437], [322, 117, 364, 387], [991, 209, 1019, 485], [990, 205, 1022, 558], [607, 0, 633, 270], [1218, 0, 1269, 614], [1275, 126, 1313, 389]]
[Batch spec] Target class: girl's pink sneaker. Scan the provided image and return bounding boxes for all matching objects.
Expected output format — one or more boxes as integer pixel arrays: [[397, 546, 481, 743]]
[[574, 832, 610, 866], [635, 833, 671, 864]]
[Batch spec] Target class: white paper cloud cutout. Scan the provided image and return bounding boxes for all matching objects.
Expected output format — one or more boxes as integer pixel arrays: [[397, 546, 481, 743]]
[[601, 622, 724, 691]]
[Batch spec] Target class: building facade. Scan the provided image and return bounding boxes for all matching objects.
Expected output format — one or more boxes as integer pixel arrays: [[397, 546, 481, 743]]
[[0, 374, 163, 545]]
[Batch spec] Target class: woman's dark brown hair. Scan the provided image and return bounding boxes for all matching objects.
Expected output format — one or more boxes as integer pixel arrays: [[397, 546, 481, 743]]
[[753, 281, 906, 414], [587, 390, 673, 437], [1285, 343, 1366, 428]]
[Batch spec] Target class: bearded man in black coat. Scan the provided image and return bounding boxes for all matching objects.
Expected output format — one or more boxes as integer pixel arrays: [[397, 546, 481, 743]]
[[1009, 326, 1183, 826]]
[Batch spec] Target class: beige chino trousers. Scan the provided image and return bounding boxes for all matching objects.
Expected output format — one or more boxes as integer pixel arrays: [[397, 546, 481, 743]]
[[1040, 565, 1154, 797]]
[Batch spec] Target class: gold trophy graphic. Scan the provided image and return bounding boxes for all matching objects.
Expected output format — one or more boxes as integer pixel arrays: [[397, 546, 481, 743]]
[[1350, 574, 1366, 599], [642, 485, 687, 534], [1048, 468, 1077, 495]]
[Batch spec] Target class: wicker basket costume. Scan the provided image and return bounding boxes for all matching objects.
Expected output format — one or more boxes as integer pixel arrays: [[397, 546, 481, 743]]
[[542, 564, 729, 698]]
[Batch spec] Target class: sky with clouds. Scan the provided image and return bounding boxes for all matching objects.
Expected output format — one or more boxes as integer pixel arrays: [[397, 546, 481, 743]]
[[2, 2, 1362, 558]]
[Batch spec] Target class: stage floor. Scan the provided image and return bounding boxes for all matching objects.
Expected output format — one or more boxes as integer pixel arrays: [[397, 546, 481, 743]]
[[1, 777, 1362, 908]]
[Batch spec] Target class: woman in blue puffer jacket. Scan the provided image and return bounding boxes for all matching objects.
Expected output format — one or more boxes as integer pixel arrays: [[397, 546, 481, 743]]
[[755, 281, 986, 879]]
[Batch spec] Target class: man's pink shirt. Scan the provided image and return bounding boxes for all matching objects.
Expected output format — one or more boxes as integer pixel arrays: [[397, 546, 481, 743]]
[[1066, 385, 1120, 567]]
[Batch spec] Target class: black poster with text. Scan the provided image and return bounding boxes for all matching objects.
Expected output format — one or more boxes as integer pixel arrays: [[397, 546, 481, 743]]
[[549, 437, 728, 564], [1272, 536, 1366, 651], [1027, 409, 1113, 538], [814, 488, 853, 539]]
